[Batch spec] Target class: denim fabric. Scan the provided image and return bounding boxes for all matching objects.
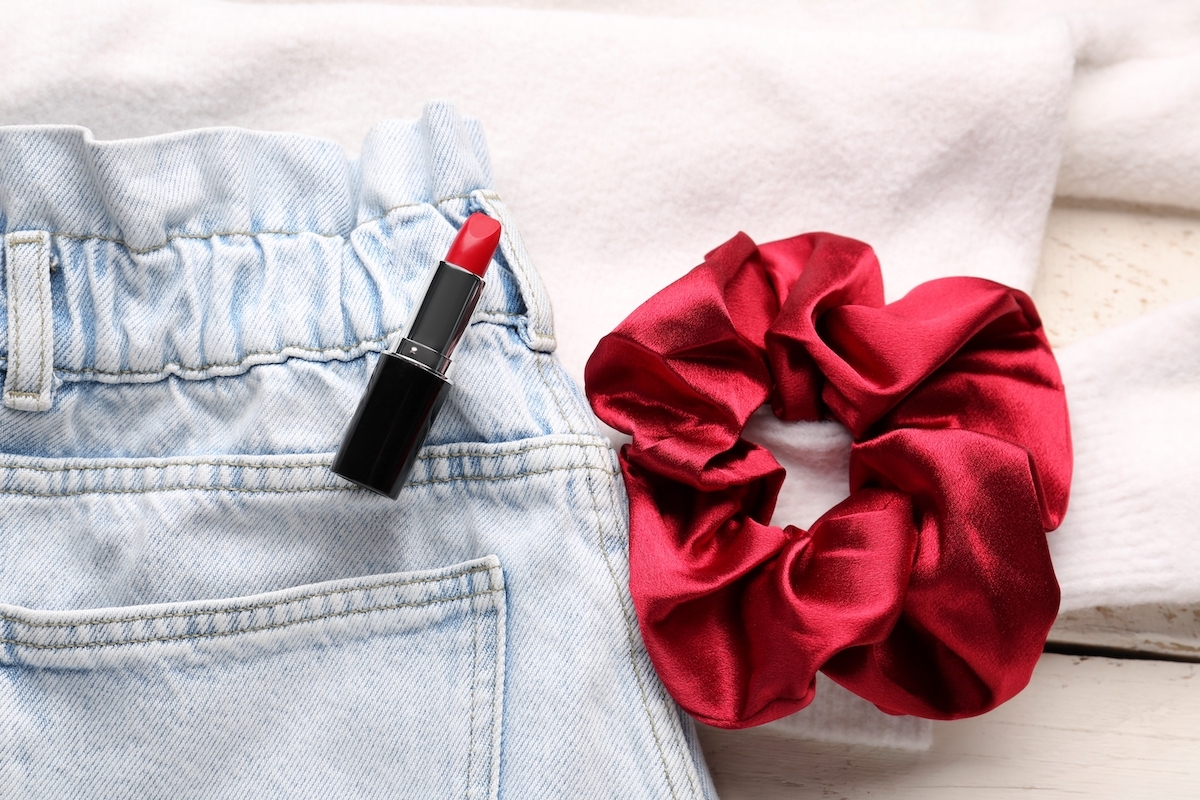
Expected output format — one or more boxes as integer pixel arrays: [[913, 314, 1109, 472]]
[[0, 102, 716, 799]]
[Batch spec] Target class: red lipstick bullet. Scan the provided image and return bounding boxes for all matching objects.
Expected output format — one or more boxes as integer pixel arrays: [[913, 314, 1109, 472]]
[[331, 213, 502, 498], [443, 213, 501, 277]]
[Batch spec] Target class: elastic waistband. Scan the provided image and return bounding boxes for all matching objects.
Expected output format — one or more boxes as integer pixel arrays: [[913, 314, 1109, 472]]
[[0, 102, 555, 390]]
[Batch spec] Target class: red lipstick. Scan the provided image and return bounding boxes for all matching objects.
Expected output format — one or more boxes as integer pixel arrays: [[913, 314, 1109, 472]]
[[444, 213, 501, 277], [331, 212, 502, 498]]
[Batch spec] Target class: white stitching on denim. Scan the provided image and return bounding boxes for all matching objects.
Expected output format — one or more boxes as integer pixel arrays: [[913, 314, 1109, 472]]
[[466, 597, 479, 796], [0, 464, 619, 497], [0, 439, 607, 474], [0, 485, 351, 498], [0, 314, 513, 379], [54, 329, 400, 378], [415, 439, 609, 461], [408, 465, 617, 488], [7, 239, 23, 394], [1, 588, 502, 651], [486, 590, 504, 796], [0, 458, 333, 474], [0, 565, 496, 629], [34, 236, 47, 398], [4, 233, 54, 411]]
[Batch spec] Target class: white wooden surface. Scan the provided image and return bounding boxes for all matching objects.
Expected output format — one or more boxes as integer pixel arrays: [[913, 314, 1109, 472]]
[[699, 654, 1200, 799], [1033, 201, 1200, 350], [701, 201, 1200, 797]]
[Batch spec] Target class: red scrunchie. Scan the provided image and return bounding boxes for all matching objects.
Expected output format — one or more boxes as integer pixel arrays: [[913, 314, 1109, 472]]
[[585, 232, 1071, 729]]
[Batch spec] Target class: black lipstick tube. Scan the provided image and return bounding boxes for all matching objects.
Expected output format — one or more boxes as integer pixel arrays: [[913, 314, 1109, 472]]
[[330, 260, 485, 499]]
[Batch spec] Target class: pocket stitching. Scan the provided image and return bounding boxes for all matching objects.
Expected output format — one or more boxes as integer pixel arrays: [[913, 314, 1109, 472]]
[[466, 594, 480, 796], [0, 438, 611, 473], [1, 588, 502, 652], [0, 564, 498, 630]]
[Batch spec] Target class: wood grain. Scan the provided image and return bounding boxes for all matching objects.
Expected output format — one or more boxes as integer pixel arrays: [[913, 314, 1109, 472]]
[[1033, 200, 1200, 349], [698, 654, 1200, 799]]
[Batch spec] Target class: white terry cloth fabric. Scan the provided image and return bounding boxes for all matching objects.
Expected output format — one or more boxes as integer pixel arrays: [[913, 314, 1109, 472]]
[[1050, 297, 1200, 611], [325, 0, 1200, 211], [969, 1, 1200, 211]]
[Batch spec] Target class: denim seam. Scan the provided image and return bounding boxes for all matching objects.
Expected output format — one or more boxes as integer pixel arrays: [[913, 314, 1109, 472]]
[[5, 234, 53, 407], [0, 464, 620, 496], [582, 465, 683, 800], [0, 459, 332, 473], [0, 438, 611, 474], [0, 565, 495, 629], [409, 465, 618, 487], [0, 485, 352, 498], [416, 440, 610, 460], [601, 467, 702, 798], [487, 594, 505, 798], [34, 237, 48, 397], [533, 353, 578, 435], [53, 330, 396, 378], [524, 330, 690, 794], [1, 588, 502, 651], [8, 238, 23, 393], [466, 598, 479, 797], [47, 194, 474, 256]]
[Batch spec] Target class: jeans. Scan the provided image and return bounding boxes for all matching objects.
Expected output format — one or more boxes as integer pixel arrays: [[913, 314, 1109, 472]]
[[0, 101, 716, 799]]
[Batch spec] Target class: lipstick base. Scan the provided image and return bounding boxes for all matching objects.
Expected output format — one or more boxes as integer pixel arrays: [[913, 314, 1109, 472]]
[[331, 352, 450, 499]]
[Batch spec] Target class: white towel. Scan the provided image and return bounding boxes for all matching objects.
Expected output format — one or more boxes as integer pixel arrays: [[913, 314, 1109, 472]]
[[3, 0, 1197, 752], [323, 0, 1200, 210], [1051, 297, 1200, 611]]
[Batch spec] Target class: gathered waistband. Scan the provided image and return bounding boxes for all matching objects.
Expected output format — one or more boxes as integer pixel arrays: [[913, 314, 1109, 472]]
[[0, 102, 554, 390]]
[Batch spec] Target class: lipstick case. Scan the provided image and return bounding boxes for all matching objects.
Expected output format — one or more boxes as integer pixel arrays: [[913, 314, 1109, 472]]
[[331, 260, 484, 498]]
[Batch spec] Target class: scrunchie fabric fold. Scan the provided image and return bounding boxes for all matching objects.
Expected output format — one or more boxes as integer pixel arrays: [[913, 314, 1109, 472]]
[[585, 232, 1071, 729]]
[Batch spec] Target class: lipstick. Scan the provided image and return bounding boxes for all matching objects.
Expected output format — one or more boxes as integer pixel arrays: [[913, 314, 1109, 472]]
[[331, 212, 502, 498]]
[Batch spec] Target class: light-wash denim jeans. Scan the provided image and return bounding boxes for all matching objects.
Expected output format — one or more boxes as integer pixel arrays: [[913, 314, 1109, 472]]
[[0, 102, 716, 800]]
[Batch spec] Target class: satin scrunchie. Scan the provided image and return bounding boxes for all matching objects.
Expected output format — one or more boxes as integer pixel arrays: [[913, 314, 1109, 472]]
[[585, 232, 1071, 729]]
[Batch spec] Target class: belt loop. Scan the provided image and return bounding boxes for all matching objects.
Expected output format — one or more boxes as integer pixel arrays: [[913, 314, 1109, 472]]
[[3, 230, 56, 412], [472, 191, 557, 353]]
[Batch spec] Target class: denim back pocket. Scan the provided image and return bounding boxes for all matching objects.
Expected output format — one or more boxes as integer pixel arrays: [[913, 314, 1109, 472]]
[[0, 555, 505, 799]]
